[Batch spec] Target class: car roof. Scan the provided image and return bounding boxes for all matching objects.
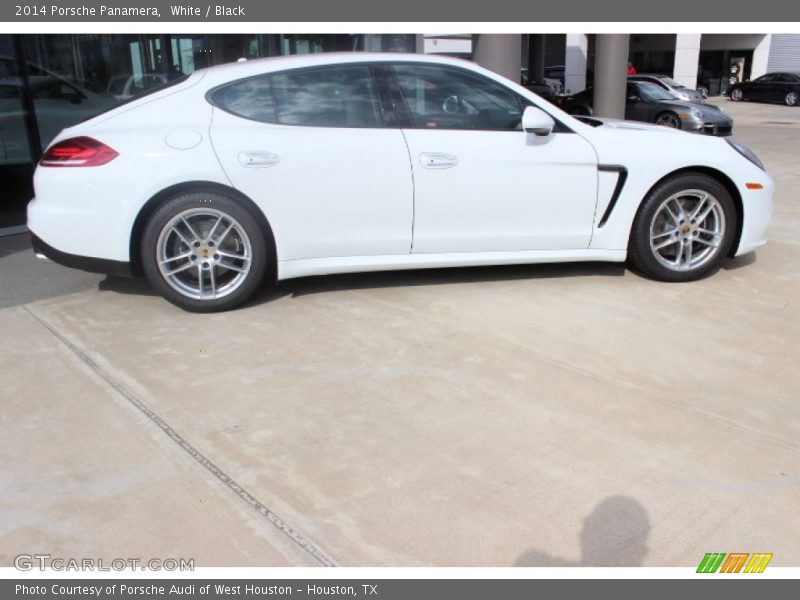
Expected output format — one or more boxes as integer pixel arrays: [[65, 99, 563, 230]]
[[199, 52, 479, 85]]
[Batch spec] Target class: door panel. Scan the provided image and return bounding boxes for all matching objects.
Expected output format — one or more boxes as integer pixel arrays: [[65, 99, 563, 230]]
[[386, 63, 599, 253], [208, 64, 413, 261], [211, 111, 413, 260], [403, 128, 599, 253]]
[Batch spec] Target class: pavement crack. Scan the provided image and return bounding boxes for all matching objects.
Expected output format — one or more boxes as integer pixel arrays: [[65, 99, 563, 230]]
[[23, 304, 338, 567]]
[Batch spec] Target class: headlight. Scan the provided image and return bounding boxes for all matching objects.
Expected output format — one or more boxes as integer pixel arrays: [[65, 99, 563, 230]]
[[726, 139, 764, 170]]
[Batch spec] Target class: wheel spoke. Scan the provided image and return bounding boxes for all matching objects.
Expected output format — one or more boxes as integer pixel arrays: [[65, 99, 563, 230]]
[[160, 252, 192, 265], [197, 265, 204, 295], [181, 217, 202, 241], [215, 249, 250, 261], [217, 259, 248, 273], [209, 266, 217, 298], [207, 215, 224, 241], [653, 237, 679, 251], [694, 236, 719, 248], [170, 225, 193, 248], [165, 261, 195, 277], [688, 194, 709, 220], [694, 199, 717, 224], [665, 201, 682, 225], [217, 222, 236, 244], [652, 228, 679, 241], [683, 240, 693, 265]]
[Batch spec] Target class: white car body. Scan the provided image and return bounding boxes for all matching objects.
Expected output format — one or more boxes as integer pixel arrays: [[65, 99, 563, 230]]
[[28, 53, 773, 283]]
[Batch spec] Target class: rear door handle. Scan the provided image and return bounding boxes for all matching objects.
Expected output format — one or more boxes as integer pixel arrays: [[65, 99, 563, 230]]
[[419, 153, 459, 169], [238, 151, 280, 168]]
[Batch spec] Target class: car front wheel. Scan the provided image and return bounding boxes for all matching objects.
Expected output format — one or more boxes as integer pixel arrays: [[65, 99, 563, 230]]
[[628, 174, 736, 282], [655, 112, 682, 129], [785, 91, 799, 106], [141, 191, 269, 312], [730, 88, 743, 101]]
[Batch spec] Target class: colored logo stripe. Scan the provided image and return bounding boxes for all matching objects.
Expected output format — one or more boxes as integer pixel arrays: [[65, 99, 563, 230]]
[[744, 553, 773, 573], [697, 553, 726, 573], [719, 553, 749, 573], [697, 552, 773, 573]]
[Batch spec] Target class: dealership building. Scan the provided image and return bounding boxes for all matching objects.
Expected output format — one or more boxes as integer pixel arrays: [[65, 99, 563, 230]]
[[1, 32, 798, 230]]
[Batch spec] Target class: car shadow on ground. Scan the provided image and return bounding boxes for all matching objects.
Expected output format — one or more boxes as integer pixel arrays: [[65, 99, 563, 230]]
[[97, 254, 757, 309], [514, 495, 651, 567], [98, 261, 628, 308]]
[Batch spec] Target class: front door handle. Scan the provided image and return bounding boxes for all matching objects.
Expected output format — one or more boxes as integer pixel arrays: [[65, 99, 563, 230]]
[[238, 151, 280, 168], [419, 153, 459, 169]]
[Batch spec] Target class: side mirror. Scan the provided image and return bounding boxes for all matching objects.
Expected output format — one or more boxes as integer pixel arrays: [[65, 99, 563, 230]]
[[522, 106, 555, 136]]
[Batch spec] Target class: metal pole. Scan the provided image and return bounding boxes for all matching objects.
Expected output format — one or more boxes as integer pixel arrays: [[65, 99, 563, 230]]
[[593, 34, 630, 119], [528, 34, 546, 82], [12, 34, 42, 162]]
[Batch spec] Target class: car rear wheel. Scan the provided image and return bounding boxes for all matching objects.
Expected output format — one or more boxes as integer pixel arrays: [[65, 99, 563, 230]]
[[628, 174, 736, 282], [655, 112, 682, 129], [141, 191, 269, 312], [785, 91, 799, 106], [730, 88, 743, 101]]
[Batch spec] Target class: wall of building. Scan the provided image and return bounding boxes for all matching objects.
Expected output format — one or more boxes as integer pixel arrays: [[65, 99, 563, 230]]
[[767, 34, 800, 72]]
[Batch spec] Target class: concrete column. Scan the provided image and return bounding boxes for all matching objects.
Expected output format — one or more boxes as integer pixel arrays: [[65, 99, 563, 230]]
[[673, 33, 701, 89], [593, 34, 630, 119], [564, 33, 588, 93], [472, 34, 522, 82], [415, 34, 425, 54], [528, 34, 546, 82], [750, 34, 771, 79]]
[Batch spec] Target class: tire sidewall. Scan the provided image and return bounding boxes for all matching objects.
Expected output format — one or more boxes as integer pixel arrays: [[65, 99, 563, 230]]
[[628, 174, 736, 282], [141, 191, 270, 312]]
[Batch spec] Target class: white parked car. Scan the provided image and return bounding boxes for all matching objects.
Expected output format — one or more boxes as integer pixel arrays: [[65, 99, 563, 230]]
[[28, 53, 774, 312]]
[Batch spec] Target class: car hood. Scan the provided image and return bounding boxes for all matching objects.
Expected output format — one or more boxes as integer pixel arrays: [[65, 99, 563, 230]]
[[579, 117, 686, 133]]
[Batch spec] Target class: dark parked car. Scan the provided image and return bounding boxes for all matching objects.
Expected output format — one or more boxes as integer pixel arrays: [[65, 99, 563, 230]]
[[628, 74, 705, 102], [558, 81, 733, 136], [728, 72, 800, 106]]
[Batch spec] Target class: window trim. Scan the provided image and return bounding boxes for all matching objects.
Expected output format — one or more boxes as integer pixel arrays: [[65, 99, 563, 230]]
[[206, 62, 389, 130], [382, 61, 574, 134]]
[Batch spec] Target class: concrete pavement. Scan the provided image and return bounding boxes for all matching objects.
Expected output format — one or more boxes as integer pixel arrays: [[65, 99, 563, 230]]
[[1, 100, 798, 567]]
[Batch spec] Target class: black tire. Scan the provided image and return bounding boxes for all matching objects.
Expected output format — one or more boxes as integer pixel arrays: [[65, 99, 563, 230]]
[[729, 88, 743, 101], [785, 90, 799, 107], [654, 111, 682, 129], [628, 173, 736, 282], [141, 191, 270, 312]]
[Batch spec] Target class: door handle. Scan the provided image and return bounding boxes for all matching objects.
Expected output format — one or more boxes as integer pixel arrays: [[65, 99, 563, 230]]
[[419, 153, 459, 169], [238, 151, 280, 168]]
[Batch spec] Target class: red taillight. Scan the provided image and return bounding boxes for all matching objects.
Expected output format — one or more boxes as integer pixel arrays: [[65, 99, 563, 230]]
[[40, 136, 118, 167]]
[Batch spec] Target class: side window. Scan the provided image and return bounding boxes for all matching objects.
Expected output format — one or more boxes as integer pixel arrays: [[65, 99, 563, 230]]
[[391, 64, 523, 131], [755, 74, 775, 83], [271, 65, 381, 127], [212, 75, 276, 122], [212, 65, 382, 128]]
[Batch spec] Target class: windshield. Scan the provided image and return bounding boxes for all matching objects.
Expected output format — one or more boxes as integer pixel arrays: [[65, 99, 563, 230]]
[[633, 82, 676, 102]]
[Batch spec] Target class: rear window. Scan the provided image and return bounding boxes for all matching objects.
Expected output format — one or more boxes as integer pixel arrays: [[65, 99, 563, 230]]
[[209, 64, 382, 128]]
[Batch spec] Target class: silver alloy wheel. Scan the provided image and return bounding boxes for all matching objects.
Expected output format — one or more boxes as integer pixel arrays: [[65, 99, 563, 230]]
[[656, 113, 681, 128], [649, 189, 726, 272], [731, 88, 743, 101], [156, 207, 252, 300], [786, 91, 799, 106]]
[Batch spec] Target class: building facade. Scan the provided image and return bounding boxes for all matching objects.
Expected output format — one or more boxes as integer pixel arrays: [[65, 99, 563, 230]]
[[1, 32, 797, 229]]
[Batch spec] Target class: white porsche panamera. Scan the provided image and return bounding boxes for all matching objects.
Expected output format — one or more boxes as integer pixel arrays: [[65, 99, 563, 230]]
[[28, 53, 774, 312]]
